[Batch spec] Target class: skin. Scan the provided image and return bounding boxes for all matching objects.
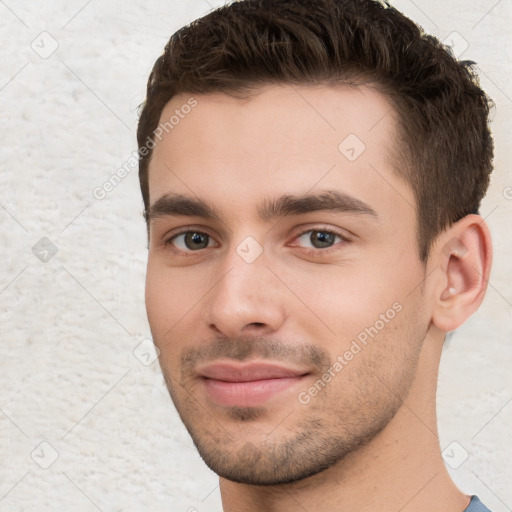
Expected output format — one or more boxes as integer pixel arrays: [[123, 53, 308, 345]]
[[144, 84, 492, 512]]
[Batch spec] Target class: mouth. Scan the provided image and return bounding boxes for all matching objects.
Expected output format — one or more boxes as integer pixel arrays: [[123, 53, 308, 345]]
[[196, 361, 311, 407]]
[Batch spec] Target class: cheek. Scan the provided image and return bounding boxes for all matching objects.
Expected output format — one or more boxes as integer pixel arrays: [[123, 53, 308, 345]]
[[283, 262, 409, 341], [145, 262, 202, 344]]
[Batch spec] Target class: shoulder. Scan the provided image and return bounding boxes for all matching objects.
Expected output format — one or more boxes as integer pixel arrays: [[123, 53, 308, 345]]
[[464, 495, 493, 512]]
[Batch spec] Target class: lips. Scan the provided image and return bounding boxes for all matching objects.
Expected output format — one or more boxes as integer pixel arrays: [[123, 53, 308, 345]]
[[197, 361, 310, 407], [198, 362, 308, 382]]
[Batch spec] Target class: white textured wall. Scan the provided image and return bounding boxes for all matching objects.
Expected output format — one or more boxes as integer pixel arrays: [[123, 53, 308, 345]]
[[0, 1, 510, 510]]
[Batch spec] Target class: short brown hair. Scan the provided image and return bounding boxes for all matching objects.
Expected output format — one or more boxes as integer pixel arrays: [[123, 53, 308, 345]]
[[137, 0, 494, 261]]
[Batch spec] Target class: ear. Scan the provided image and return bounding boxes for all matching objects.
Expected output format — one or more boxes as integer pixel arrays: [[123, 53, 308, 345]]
[[431, 214, 493, 332]]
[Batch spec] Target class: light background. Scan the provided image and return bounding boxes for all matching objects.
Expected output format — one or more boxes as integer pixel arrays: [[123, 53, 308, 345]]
[[0, 0, 510, 510]]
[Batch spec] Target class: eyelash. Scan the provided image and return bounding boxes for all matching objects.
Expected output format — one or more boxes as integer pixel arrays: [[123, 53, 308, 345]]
[[163, 226, 351, 256]]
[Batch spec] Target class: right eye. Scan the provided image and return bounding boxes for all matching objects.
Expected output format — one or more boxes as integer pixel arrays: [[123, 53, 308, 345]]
[[164, 229, 219, 254]]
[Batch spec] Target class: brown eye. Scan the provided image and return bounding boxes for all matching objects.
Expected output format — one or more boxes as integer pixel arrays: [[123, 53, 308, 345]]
[[166, 231, 216, 252]]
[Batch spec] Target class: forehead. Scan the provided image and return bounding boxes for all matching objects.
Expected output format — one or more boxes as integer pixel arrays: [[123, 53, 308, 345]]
[[148, 84, 411, 224], [154, 83, 396, 162]]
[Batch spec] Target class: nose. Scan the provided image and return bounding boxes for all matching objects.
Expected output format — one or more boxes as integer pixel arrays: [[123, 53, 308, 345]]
[[204, 244, 286, 339]]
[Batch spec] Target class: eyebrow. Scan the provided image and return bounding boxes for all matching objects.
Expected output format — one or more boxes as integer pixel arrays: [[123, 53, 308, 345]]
[[144, 190, 378, 224]]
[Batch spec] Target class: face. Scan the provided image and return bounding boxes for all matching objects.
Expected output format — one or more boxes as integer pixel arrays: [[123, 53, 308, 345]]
[[145, 84, 431, 485]]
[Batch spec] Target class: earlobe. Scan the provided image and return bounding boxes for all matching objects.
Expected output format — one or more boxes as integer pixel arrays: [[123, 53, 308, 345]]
[[432, 215, 493, 332]]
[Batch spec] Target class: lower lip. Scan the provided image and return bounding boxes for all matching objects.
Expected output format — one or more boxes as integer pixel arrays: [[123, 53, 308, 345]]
[[202, 376, 307, 407]]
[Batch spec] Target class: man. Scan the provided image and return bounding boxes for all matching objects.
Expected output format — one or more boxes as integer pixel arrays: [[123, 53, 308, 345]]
[[137, 0, 494, 510]]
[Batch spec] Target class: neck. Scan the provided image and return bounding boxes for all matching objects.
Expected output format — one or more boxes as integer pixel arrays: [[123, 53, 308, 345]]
[[219, 334, 470, 512]]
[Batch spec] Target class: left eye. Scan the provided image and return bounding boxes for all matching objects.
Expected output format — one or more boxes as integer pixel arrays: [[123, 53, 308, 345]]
[[296, 230, 345, 250]]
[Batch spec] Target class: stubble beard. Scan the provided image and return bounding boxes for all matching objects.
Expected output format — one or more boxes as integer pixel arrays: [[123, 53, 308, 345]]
[[159, 345, 422, 486]]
